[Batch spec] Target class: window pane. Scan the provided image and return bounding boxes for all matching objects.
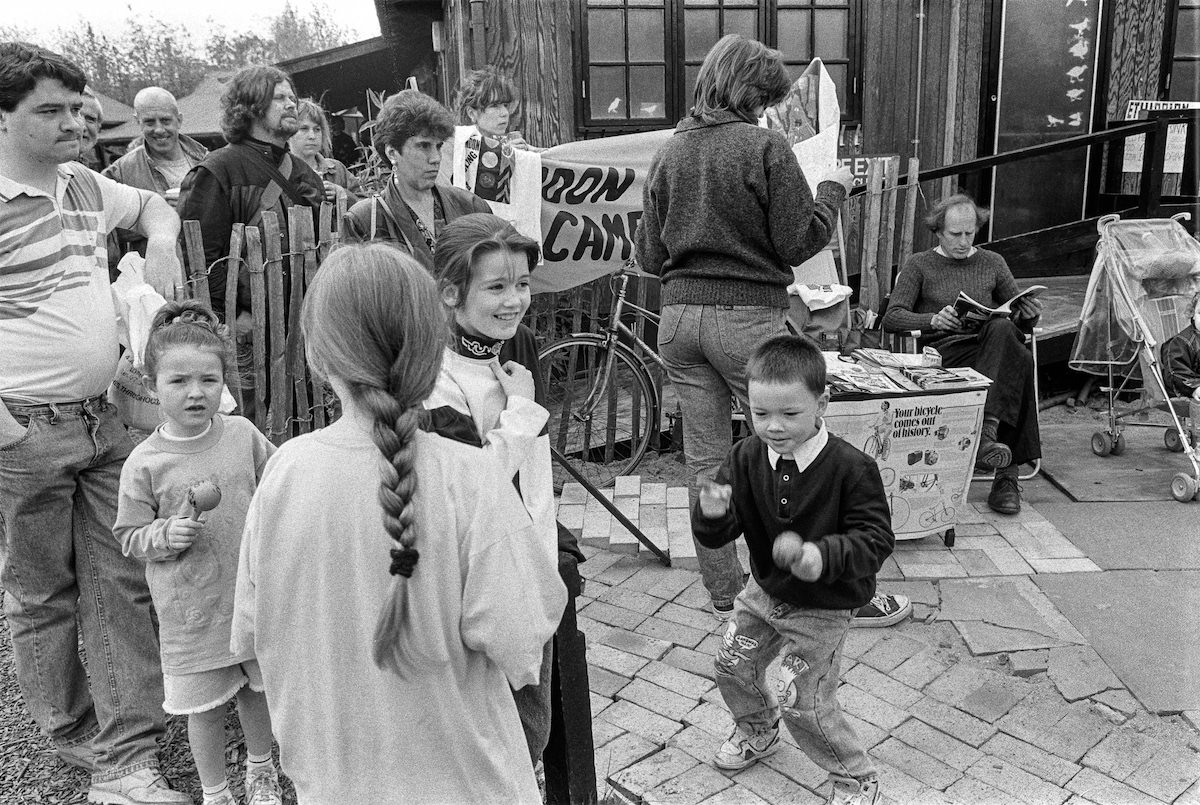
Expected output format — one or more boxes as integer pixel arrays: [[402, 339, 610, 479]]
[[724, 9, 758, 40], [816, 0, 847, 5], [590, 66, 627, 119], [778, 10, 812, 61], [629, 9, 665, 60], [1169, 59, 1199, 101], [630, 65, 666, 117], [1176, 9, 1200, 58], [725, 0, 757, 5], [589, 10, 625, 62], [825, 63, 847, 111], [588, 0, 621, 5], [684, 64, 702, 111], [685, 10, 719, 58], [628, 0, 663, 6], [814, 10, 847, 59], [684, 0, 718, 5]]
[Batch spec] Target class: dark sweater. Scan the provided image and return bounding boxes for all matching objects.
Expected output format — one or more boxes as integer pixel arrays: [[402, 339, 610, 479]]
[[1163, 324, 1200, 398], [883, 248, 1039, 347], [176, 138, 324, 316], [635, 111, 847, 308], [693, 433, 894, 610]]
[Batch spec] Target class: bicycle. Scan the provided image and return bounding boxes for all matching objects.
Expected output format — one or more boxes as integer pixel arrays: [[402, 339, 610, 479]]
[[538, 268, 668, 490]]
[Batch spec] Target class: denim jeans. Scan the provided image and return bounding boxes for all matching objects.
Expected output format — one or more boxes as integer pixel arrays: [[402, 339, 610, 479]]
[[715, 578, 875, 784], [657, 304, 789, 608], [0, 396, 165, 783]]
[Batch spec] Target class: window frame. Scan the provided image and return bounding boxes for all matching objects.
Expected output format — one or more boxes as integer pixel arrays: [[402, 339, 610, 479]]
[[573, 0, 862, 136]]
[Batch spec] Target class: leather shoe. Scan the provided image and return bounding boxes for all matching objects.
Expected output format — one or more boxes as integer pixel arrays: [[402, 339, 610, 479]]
[[988, 471, 1021, 515], [976, 419, 1012, 471]]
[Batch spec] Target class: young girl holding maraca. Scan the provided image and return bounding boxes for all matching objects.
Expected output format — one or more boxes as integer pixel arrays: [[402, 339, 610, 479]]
[[232, 244, 563, 802], [113, 301, 281, 805]]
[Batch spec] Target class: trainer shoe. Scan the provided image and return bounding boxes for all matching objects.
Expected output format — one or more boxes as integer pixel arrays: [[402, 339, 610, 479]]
[[245, 764, 284, 805], [851, 593, 912, 628], [203, 790, 237, 805], [829, 776, 881, 805], [711, 600, 734, 621], [88, 768, 191, 805], [713, 723, 781, 771]]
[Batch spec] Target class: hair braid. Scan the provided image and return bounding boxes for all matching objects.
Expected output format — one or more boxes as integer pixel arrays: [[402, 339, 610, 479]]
[[301, 242, 444, 676]]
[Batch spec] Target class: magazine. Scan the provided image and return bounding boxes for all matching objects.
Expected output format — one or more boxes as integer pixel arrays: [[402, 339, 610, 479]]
[[826, 361, 910, 394], [850, 348, 935, 369], [953, 285, 1047, 330], [899, 366, 992, 390]]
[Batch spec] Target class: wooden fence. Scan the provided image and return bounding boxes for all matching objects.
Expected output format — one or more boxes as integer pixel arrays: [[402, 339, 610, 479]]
[[180, 204, 340, 444]]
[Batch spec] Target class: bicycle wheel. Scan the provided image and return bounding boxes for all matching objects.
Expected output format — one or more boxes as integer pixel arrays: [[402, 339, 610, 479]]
[[539, 335, 659, 490]]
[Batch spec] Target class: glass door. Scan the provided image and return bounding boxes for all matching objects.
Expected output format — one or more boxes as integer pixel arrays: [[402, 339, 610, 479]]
[[989, 0, 1104, 238]]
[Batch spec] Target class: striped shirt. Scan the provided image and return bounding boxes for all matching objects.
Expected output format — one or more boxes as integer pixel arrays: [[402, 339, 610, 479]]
[[0, 163, 148, 402]]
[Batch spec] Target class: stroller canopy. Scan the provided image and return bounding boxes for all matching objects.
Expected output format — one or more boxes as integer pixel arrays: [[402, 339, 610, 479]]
[[1070, 216, 1200, 376]]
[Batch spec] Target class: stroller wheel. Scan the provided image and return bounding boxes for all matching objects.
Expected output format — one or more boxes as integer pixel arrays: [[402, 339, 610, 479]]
[[1165, 429, 1185, 453], [1111, 433, 1127, 456], [1170, 472, 1199, 502], [1091, 431, 1113, 457]]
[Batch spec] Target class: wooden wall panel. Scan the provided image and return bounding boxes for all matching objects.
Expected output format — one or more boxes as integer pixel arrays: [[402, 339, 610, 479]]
[[1105, 0, 1168, 121], [482, 0, 577, 147]]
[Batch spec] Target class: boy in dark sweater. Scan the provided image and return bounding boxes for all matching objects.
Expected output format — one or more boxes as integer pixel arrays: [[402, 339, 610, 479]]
[[695, 334, 893, 805]]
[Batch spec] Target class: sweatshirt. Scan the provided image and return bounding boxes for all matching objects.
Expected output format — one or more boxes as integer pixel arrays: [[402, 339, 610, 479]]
[[693, 431, 894, 610], [636, 110, 847, 308], [113, 414, 275, 674]]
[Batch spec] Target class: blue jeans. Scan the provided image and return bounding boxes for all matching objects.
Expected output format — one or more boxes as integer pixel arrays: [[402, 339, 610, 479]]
[[715, 579, 874, 784], [0, 396, 165, 783], [657, 304, 788, 608]]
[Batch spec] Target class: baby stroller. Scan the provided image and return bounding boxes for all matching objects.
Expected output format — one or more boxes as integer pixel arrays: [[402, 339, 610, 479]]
[[1069, 213, 1200, 502]]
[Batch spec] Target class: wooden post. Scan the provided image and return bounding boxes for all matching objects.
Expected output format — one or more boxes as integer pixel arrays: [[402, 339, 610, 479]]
[[543, 563, 597, 805], [858, 160, 885, 317], [1137, 116, 1169, 218], [899, 157, 921, 272], [288, 207, 315, 435], [877, 157, 900, 307], [244, 227, 268, 433], [261, 213, 290, 445], [182, 220, 211, 308], [225, 225, 246, 414]]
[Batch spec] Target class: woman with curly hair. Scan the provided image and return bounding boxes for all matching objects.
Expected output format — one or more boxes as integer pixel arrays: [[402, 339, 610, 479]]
[[344, 90, 489, 269]]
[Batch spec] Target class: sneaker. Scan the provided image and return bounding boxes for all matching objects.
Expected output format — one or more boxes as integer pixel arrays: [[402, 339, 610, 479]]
[[713, 723, 781, 771], [829, 776, 881, 805], [88, 768, 191, 805], [851, 593, 912, 628], [711, 600, 734, 621], [202, 790, 237, 805], [245, 764, 284, 805], [987, 470, 1021, 515]]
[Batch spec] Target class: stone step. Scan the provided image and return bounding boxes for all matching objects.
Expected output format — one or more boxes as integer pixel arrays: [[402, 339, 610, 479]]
[[557, 477, 691, 565]]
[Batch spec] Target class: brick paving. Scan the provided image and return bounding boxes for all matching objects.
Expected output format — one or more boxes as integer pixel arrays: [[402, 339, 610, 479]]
[[565, 478, 1200, 805]]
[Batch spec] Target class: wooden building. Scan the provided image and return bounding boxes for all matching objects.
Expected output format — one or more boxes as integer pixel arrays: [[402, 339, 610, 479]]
[[377, 0, 1195, 237]]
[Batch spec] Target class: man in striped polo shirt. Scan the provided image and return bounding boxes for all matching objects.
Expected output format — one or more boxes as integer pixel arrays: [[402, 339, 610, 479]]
[[0, 43, 190, 804]]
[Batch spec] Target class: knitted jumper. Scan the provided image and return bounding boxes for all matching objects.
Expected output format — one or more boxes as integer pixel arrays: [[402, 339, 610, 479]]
[[636, 111, 847, 309], [882, 248, 1026, 339]]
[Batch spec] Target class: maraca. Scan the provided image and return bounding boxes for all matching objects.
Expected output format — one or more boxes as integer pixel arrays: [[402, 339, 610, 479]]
[[772, 531, 805, 569], [187, 480, 222, 522]]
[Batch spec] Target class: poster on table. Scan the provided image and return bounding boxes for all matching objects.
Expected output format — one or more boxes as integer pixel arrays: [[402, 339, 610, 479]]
[[824, 390, 987, 540], [528, 61, 840, 294]]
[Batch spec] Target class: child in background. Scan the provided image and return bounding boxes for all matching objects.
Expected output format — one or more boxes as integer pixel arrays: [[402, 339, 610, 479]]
[[1163, 291, 1200, 401], [427, 212, 581, 766], [231, 244, 564, 803], [694, 334, 894, 805], [113, 301, 281, 805]]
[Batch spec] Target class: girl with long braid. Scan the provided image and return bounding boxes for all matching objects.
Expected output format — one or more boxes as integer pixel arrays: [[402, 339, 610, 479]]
[[231, 244, 561, 803]]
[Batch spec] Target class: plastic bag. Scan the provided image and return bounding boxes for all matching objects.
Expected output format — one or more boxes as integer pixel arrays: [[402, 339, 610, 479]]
[[110, 253, 167, 369], [108, 351, 238, 432]]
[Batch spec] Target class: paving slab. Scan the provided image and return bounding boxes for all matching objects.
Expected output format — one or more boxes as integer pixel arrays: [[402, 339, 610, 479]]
[[1032, 500, 1200, 571], [1039, 422, 1188, 502], [940, 577, 1086, 654], [1034, 570, 1200, 713], [1046, 646, 1124, 702]]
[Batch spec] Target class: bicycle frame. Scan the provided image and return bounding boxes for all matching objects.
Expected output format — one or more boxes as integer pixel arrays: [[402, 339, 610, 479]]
[[575, 271, 663, 419]]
